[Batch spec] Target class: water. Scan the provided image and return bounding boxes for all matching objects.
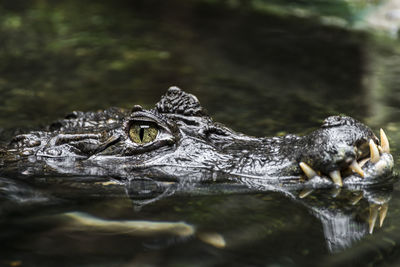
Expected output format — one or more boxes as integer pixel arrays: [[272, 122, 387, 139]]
[[1, 1, 400, 266]]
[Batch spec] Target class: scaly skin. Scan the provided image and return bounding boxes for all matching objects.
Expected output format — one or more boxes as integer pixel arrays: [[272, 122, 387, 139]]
[[0, 86, 396, 239], [0, 86, 394, 188]]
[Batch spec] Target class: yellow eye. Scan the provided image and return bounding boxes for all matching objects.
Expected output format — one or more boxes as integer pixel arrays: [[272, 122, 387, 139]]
[[129, 122, 158, 144]]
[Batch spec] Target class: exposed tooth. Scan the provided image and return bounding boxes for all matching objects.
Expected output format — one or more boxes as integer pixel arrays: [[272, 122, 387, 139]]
[[369, 205, 379, 234], [358, 158, 370, 168], [380, 129, 390, 153], [350, 160, 364, 177], [299, 188, 314, 199], [369, 139, 380, 164], [299, 162, 317, 179], [350, 192, 363, 205], [330, 187, 341, 198], [379, 203, 388, 227], [329, 170, 343, 187]]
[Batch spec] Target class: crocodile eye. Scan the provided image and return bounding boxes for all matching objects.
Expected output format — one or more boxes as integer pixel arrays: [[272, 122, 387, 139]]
[[129, 122, 158, 144]]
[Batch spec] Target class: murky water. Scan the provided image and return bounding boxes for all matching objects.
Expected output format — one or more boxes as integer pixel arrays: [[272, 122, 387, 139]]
[[1, 1, 400, 266]]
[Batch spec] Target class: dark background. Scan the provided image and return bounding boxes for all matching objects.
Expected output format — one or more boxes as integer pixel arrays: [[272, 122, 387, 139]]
[[1, 0, 400, 266]]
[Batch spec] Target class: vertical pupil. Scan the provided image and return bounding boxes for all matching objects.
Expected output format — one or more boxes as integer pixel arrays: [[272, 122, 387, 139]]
[[139, 127, 145, 141], [129, 123, 154, 144]]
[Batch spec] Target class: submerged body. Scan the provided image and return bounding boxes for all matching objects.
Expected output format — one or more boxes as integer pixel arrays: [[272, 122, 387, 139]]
[[0, 87, 394, 188]]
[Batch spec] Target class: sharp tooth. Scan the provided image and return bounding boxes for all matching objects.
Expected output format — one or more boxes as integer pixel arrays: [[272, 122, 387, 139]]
[[369, 139, 380, 163], [329, 170, 343, 187], [330, 187, 341, 198], [299, 188, 314, 199], [379, 203, 388, 227], [299, 162, 317, 179], [349, 160, 364, 177], [358, 158, 370, 168], [350, 192, 363, 205], [380, 129, 390, 153], [369, 205, 379, 234]]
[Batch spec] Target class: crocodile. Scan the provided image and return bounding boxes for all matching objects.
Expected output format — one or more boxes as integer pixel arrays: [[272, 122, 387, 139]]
[[0, 86, 394, 187], [0, 86, 396, 250]]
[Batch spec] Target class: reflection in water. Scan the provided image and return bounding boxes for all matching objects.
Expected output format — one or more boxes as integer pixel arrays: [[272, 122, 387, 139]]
[[0, 173, 397, 266], [125, 176, 395, 253], [298, 185, 392, 253]]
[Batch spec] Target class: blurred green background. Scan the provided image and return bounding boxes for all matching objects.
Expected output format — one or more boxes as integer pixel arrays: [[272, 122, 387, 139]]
[[1, 0, 398, 137], [1, 1, 400, 266]]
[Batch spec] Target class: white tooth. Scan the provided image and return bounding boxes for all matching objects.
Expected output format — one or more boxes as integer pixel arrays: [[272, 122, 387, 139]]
[[350, 160, 364, 177], [299, 162, 317, 179], [299, 188, 314, 199], [379, 203, 388, 227], [350, 192, 363, 205], [380, 129, 390, 153], [358, 158, 370, 168], [330, 187, 341, 198], [369, 139, 380, 163], [369, 205, 379, 234], [329, 170, 343, 187]]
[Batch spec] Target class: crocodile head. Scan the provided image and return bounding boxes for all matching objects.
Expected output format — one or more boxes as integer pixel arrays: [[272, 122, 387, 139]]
[[0, 87, 394, 188]]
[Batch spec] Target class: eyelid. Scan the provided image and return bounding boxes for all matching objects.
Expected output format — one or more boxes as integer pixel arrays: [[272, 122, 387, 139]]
[[126, 119, 171, 136], [125, 111, 171, 130]]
